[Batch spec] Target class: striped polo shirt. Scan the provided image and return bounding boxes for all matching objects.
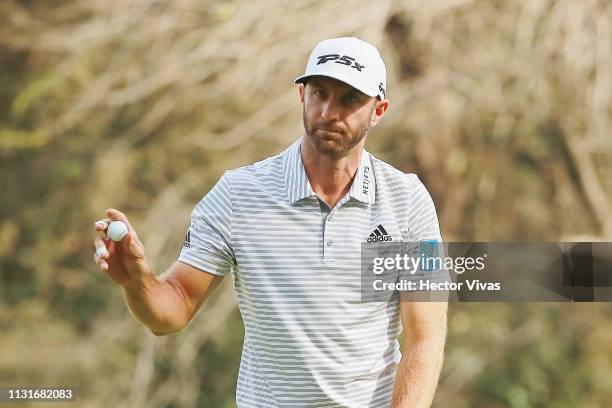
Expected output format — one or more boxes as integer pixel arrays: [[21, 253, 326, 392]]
[[178, 137, 443, 407]]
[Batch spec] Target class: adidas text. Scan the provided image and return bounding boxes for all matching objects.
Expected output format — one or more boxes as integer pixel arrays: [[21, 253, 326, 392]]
[[367, 235, 393, 243]]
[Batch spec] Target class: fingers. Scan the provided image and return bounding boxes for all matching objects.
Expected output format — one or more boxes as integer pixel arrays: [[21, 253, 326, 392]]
[[93, 236, 110, 271], [94, 218, 113, 232], [94, 209, 136, 273]]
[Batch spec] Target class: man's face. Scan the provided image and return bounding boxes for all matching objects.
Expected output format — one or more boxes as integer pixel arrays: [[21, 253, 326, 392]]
[[300, 76, 378, 158]]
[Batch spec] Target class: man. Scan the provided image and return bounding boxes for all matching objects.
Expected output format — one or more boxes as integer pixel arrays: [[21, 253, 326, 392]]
[[93, 37, 447, 407]]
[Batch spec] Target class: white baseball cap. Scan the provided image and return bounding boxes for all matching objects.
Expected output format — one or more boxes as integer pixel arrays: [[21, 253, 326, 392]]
[[294, 37, 387, 100]]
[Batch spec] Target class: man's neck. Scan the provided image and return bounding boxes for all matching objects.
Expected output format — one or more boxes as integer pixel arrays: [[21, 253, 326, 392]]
[[300, 137, 364, 209]]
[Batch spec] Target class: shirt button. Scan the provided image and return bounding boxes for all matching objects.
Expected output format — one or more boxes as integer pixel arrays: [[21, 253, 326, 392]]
[[328, 215, 333, 222], [326, 239, 333, 247]]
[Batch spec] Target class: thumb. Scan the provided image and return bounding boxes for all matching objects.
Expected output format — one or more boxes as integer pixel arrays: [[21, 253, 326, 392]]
[[121, 227, 145, 259]]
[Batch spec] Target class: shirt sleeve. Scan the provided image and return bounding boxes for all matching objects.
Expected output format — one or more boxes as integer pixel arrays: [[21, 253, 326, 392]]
[[407, 174, 443, 242], [177, 171, 235, 276], [399, 174, 451, 292]]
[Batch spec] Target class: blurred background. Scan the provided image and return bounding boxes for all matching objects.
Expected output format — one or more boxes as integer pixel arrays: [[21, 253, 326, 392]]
[[1, 0, 611, 407]]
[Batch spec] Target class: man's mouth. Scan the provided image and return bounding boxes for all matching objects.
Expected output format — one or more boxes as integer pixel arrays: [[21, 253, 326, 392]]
[[318, 128, 344, 134]]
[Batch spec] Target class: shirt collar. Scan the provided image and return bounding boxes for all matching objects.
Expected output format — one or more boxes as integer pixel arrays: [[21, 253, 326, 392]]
[[348, 149, 376, 205], [282, 137, 376, 205], [283, 137, 315, 204]]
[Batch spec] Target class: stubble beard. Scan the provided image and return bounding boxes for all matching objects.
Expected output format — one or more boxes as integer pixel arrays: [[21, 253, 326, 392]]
[[303, 104, 374, 158]]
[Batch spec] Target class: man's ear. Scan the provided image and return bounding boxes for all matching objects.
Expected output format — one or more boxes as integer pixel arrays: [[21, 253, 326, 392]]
[[298, 83, 305, 103], [370, 99, 389, 127]]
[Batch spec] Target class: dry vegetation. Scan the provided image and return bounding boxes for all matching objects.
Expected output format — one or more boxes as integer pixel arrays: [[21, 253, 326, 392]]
[[1, 0, 611, 407]]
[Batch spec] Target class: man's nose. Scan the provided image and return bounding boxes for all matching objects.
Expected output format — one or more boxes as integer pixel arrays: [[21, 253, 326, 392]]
[[320, 97, 341, 122]]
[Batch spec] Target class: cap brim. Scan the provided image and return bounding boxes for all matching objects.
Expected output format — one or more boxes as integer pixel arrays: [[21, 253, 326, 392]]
[[294, 71, 378, 97]]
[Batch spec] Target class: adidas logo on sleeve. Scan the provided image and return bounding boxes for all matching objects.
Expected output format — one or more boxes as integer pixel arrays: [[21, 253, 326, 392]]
[[366, 224, 393, 243], [183, 230, 191, 248]]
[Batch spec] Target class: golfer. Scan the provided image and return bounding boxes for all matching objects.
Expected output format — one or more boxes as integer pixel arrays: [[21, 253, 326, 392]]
[[93, 37, 447, 408]]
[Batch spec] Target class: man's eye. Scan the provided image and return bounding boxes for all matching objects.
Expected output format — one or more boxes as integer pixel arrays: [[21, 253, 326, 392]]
[[314, 90, 325, 97], [344, 94, 358, 103]]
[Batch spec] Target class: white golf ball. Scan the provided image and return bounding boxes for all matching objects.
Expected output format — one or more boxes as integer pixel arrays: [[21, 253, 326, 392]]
[[108, 221, 128, 242]]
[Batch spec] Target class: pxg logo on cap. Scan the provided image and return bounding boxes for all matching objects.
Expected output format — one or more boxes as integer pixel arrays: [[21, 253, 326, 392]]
[[295, 37, 387, 100]]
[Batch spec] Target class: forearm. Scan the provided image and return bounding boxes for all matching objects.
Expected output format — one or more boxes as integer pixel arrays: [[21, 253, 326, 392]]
[[122, 271, 188, 336], [391, 335, 446, 408]]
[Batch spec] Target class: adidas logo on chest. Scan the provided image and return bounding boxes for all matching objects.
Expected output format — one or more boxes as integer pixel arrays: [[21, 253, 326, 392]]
[[366, 224, 393, 243]]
